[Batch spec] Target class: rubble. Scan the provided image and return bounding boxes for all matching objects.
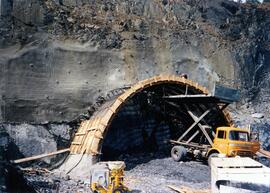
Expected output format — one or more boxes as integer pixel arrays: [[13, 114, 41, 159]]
[[19, 152, 210, 193], [124, 153, 211, 193]]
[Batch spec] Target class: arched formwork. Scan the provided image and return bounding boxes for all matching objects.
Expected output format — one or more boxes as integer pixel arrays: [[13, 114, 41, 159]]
[[60, 74, 233, 179], [69, 75, 232, 156]]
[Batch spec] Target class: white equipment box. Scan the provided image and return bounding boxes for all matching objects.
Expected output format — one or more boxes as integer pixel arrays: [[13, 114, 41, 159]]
[[211, 157, 270, 193]]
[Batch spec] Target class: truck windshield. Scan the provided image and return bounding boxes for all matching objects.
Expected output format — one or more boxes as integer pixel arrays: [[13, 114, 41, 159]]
[[229, 131, 249, 141]]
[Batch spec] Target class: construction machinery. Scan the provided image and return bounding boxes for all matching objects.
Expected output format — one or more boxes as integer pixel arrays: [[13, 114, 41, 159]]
[[166, 84, 260, 164], [89, 161, 129, 193], [170, 126, 260, 164]]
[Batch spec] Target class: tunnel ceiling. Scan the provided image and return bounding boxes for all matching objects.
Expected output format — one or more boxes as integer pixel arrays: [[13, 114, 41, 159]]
[[70, 75, 232, 156]]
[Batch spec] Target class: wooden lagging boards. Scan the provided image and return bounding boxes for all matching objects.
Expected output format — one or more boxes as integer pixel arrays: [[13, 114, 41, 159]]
[[69, 75, 231, 155]]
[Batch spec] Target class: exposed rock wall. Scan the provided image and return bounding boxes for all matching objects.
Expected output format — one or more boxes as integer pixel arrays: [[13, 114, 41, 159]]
[[0, 37, 235, 123], [0, 1, 270, 191], [0, 123, 71, 162], [12, 0, 45, 26], [1, 0, 268, 123], [0, 0, 269, 170], [0, 0, 12, 16]]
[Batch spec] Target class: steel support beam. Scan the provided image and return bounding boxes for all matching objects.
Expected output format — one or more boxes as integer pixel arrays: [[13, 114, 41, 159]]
[[186, 110, 213, 146], [186, 130, 200, 143], [177, 109, 210, 142]]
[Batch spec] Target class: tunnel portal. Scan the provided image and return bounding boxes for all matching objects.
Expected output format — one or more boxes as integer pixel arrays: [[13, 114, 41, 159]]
[[101, 83, 231, 160], [69, 75, 232, 161]]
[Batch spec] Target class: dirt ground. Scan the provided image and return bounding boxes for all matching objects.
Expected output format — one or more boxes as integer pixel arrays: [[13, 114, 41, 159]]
[[22, 152, 210, 193], [124, 155, 210, 193], [16, 151, 270, 193]]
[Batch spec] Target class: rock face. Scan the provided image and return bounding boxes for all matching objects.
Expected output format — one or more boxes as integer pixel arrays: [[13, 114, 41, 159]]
[[1, 0, 269, 124], [12, 0, 45, 26], [0, 0, 12, 16], [0, 0, 270, 188], [2, 123, 71, 160], [0, 123, 71, 166]]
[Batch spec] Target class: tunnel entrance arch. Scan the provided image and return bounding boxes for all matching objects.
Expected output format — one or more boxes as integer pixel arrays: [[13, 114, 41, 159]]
[[70, 75, 232, 158]]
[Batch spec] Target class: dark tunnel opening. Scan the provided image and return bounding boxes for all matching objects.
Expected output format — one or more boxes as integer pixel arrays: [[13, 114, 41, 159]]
[[100, 83, 230, 164]]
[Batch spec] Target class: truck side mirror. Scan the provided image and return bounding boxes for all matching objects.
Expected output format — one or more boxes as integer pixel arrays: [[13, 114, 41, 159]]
[[250, 132, 259, 142]]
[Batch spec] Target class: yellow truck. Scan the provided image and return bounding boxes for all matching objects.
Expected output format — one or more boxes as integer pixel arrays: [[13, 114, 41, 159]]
[[170, 126, 260, 164], [166, 84, 260, 164]]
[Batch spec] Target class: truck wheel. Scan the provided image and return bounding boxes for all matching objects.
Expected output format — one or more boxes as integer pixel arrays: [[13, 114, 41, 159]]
[[171, 146, 187, 162], [208, 153, 219, 166]]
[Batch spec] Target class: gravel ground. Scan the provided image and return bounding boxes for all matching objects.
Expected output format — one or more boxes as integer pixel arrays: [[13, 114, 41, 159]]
[[124, 153, 210, 193], [20, 152, 270, 193], [21, 152, 211, 193], [125, 160, 210, 193]]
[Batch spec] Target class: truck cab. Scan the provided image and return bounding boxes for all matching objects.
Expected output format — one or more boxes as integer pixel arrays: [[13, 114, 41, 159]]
[[208, 127, 260, 159]]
